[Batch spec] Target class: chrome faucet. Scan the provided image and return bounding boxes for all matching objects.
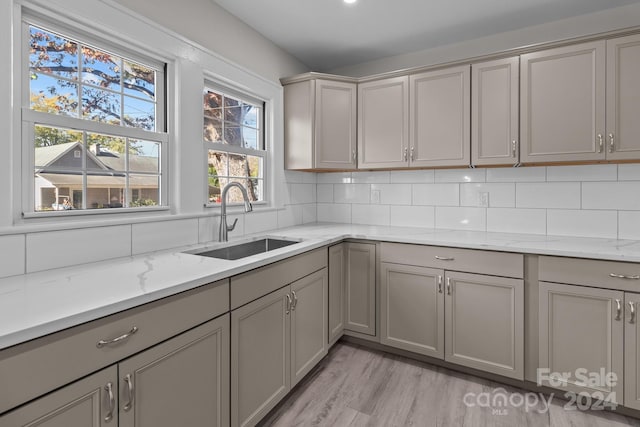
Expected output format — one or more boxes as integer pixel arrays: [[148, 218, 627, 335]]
[[219, 182, 253, 242]]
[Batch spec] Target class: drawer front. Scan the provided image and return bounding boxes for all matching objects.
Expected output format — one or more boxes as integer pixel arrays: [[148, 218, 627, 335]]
[[539, 256, 640, 291], [0, 279, 229, 414], [231, 248, 327, 310], [381, 242, 523, 278]]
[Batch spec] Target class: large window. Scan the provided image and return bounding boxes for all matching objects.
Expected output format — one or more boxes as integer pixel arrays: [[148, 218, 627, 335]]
[[203, 85, 265, 205], [23, 18, 167, 213]]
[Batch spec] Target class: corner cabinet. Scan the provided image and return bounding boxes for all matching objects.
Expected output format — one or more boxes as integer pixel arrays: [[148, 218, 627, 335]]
[[344, 242, 377, 336], [283, 76, 357, 170]]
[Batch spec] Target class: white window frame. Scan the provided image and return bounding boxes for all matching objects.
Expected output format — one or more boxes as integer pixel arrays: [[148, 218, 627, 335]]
[[20, 11, 169, 218], [203, 80, 268, 208]]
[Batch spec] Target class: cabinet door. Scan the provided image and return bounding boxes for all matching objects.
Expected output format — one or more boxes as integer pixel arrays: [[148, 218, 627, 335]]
[[625, 292, 640, 410], [0, 366, 117, 427], [539, 282, 623, 402], [328, 243, 345, 345], [119, 315, 230, 427], [380, 263, 444, 358], [472, 57, 519, 166], [315, 80, 357, 169], [520, 41, 606, 163], [284, 80, 314, 169], [344, 242, 376, 336], [410, 65, 471, 167], [358, 76, 409, 169], [231, 287, 290, 427], [291, 268, 328, 387], [445, 272, 524, 380], [606, 34, 640, 160]]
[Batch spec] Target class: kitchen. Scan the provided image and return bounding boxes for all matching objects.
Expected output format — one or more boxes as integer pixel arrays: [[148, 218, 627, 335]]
[[2, 0, 640, 425]]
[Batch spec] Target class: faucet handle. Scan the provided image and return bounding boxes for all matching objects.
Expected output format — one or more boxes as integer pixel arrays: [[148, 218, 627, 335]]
[[226, 218, 239, 232]]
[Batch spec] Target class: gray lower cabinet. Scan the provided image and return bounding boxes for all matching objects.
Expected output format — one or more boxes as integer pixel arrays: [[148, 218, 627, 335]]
[[625, 292, 640, 410], [231, 268, 328, 427], [344, 242, 376, 336], [380, 262, 444, 358], [328, 243, 345, 345], [539, 281, 624, 402], [1, 316, 230, 427]]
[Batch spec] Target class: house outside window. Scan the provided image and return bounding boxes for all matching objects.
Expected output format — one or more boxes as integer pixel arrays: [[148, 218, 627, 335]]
[[24, 18, 167, 213], [203, 84, 266, 206]]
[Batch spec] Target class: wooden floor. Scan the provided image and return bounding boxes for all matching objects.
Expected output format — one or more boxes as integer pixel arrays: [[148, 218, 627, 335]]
[[259, 342, 640, 427]]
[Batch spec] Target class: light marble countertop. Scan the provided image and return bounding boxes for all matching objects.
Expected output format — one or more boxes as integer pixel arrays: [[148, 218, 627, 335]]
[[3, 222, 640, 350]]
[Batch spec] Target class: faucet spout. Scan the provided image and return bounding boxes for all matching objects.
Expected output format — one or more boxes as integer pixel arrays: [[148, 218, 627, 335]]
[[219, 182, 253, 242]]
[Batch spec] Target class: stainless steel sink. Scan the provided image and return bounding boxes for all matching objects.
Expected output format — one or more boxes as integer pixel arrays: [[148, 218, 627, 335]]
[[191, 238, 299, 260]]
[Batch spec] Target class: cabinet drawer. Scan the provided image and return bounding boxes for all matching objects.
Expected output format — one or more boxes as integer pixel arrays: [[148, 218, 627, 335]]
[[539, 256, 640, 291], [0, 279, 229, 414], [380, 242, 523, 278], [231, 248, 327, 310]]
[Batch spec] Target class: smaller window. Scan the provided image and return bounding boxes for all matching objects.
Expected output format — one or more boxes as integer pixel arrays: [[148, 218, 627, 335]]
[[203, 85, 266, 205]]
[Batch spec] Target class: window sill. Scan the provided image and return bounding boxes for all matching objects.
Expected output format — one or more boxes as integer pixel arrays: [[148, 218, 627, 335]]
[[22, 206, 171, 219]]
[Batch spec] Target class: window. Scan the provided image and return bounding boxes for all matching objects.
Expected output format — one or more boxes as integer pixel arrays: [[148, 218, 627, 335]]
[[203, 84, 265, 206], [23, 18, 167, 213]]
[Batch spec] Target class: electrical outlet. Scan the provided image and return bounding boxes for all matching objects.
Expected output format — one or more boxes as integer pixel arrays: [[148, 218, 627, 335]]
[[371, 189, 381, 204], [479, 192, 489, 207]]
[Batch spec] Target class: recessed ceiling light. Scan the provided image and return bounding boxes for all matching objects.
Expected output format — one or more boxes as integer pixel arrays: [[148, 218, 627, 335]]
[[344, 0, 357, 4]]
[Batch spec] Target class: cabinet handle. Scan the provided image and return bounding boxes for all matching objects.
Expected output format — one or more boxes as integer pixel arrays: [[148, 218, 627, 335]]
[[123, 374, 134, 411], [609, 273, 640, 280], [615, 299, 622, 321], [285, 294, 292, 314], [104, 382, 115, 422], [446, 277, 451, 295], [630, 302, 636, 324], [352, 150, 356, 162], [435, 256, 454, 261], [97, 326, 138, 348], [437, 275, 443, 293], [511, 140, 517, 158], [410, 146, 415, 161], [403, 147, 408, 161], [597, 134, 604, 153], [609, 134, 615, 153], [291, 291, 298, 311]]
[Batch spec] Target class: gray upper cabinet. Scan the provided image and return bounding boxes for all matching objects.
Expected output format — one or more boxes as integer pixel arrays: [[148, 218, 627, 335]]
[[358, 76, 410, 169], [283, 77, 357, 170], [520, 41, 606, 163], [344, 242, 377, 336], [410, 65, 471, 168], [606, 34, 640, 161], [328, 243, 345, 346], [472, 57, 520, 166]]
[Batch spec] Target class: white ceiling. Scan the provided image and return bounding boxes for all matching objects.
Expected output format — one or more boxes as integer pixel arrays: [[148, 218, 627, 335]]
[[211, 0, 640, 71]]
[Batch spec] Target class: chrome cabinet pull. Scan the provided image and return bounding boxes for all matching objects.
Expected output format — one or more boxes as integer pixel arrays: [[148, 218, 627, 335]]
[[285, 294, 292, 314], [598, 134, 604, 153], [615, 299, 622, 321], [609, 134, 615, 153], [352, 150, 356, 162], [97, 326, 138, 348], [291, 291, 298, 311], [403, 147, 408, 161], [437, 275, 443, 293], [123, 374, 134, 412], [104, 382, 115, 422], [511, 140, 517, 158], [410, 146, 415, 161], [630, 302, 636, 324], [446, 277, 451, 296], [610, 273, 640, 280], [435, 256, 454, 261]]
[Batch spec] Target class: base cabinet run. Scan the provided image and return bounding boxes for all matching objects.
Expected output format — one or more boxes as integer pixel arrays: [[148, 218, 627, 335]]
[[231, 268, 328, 427], [1, 316, 230, 427]]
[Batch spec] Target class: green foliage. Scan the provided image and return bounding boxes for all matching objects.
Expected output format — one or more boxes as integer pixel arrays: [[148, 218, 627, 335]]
[[129, 198, 157, 207]]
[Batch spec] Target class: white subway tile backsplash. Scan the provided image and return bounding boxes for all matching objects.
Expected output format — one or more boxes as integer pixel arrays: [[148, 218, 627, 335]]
[[372, 184, 412, 205], [547, 210, 617, 239], [284, 170, 316, 184], [277, 205, 303, 229], [435, 168, 486, 183], [546, 164, 617, 182], [435, 207, 486, 231], [390, 170, 435, 183], [583, 182, 640, 210], [413, 184, 459, 206], [0, 234, 25, 278], [132, 219, 198, 255], [28, 225, 132, 272], [316, 184, 334, 203], [351, 171, 390, 183], [390, 205, 435, 228], [486, 167, 546, 182], [619, 164, 640, 181], [487, 208, 546, 235], [317, 203, 351, 223], [352, 204, 390, 226], [198, 216, 216, 243], [245, 210, 279, 235], [334, 184, 370, 204], [619, 211, 640, 240], [317, 172, 352, 184], [290, 183, 316, 205], [460, 183, 515, 208], [516, 182, 581, 209], [302, 203, 317, 224]]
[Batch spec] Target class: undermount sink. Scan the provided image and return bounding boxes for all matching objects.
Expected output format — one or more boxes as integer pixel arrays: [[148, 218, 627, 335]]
[[190, 238, 300, 260]]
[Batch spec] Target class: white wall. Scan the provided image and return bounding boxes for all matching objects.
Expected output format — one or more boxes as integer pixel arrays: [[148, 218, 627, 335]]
[[331, 2, 640, 77]]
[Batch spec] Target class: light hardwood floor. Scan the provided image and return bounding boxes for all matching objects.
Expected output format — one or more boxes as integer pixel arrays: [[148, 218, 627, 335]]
[[259, 342, 640, 427]]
